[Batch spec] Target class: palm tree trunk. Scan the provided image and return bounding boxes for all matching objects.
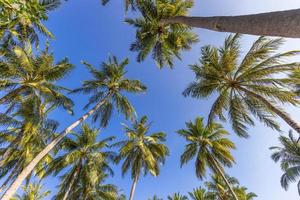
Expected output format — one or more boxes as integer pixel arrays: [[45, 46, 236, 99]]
[[0, 86, 26, 105], [1, 98, 108, 200], [129, 175, 139, 200], [161, 9, 300, 38], [62, 166, 81, 200], [0, 168, 16, 193], [239, 87, 300, 134], [208, 154, 239, 200]]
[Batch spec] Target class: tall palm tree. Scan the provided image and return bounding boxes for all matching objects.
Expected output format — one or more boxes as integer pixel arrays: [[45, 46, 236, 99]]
[[2, 56, 146, 200], [270, 131, 300, 195], [156, 0, 300, 38], [0, 98, 57, 193], [126, 0, 198, 68], [0, 42, 74, 113], [116, 116, 169, 200], [0, 0, 61, 45], [188, 187, 213, 200], [183, 34, 300, 138], [45, 124, 117, 200], [10, 182, 50, 200], [177, 117, 238, 200], [205, 175, 257, 200], [167, 193, 188, 200]]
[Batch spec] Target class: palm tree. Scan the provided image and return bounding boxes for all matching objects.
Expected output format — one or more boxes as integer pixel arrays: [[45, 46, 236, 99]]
[[0, 0, 61, 45], [116, 116, 169, 200], [205, 175, 257, 200], [0, 42, 74, 112], [0, 98, 56, 193], [10, 182, 50, 200], [126, 0, 198, 68], [177, 117, 238, 200], [44, 124, 116, 200], [167, 193, 188, 200], [270, 130, 300, 195], [183, 34, 300, 138], [2, 56, 146, 200], [188, 187, 213, 200], [158, 0, 300, 38]]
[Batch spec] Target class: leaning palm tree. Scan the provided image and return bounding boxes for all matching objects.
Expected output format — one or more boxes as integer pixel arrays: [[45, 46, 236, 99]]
[[156, 0, 300, 38], [177, 117, 238, 200], [270, 131, 300, 195], [0, 42, 74, 113], [116, 116, 169, 200], [0, 0, 61, 45], [2, 56, 146, 200], [126, 0, 198, 68], [0, 98, 57, 193], [183, 34, 300, 138], [44, 124, 116, 200], [167, 193, 188, 200], [10, 182, 50, 200]]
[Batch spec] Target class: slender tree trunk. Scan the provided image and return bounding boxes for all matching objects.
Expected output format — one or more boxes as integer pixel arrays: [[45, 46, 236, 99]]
[[0, 86, 26, 105], [62, 166, 81, 200], [129, 175, 139, 200], [209, 155, 239, 200], [0, 168, 16, 193], [161, 9, 300, 38], [1, 98, 108, 200], [239, 87, 300, 134]]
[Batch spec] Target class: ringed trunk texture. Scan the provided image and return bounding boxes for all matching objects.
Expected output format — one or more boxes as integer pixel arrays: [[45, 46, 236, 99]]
[[240, 87, 300, 134], [209, 155, 239, 200], [0, 86, 26, 105], [129, 175, 139, 200], [1, 99, 107, 200], [162, 9, 300, 38]]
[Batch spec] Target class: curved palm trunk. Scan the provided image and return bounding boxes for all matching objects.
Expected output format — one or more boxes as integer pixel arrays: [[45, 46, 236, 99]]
[[62, 166, 81, 200], [207, 153, 238, 200], [1, 99, 108, 200], [0, 86, 26, 105], [239, 87, 300, 134], [161, 9, 300, 38], [129, 175, 139, 200]]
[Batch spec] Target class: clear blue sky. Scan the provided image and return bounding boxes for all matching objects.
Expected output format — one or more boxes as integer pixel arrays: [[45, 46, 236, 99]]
[[12, 0, 300, 199]]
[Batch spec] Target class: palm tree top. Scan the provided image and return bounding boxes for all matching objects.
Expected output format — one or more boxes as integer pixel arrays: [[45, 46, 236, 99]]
[[126, 0, 198, 68], [116, 115, 169, 179], [72, 55, 146, 127], [177, 117, 236, 179], [184, 34, 300, 137]]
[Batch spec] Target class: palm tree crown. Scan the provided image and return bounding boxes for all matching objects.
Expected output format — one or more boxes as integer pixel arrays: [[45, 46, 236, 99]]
[[11, 182, 50, 200], [73, 56, 146, 127], [0, 0, 61, 45], [177, 117, 235, 179], [45, 124, 118, 200], [270, 131, 300, 195], [0, 42, 74, 113], [167, 193, 188, 200], [126, 0, 198, 68], [183, 34, 300, 137], [117, 115, 169, 178]]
